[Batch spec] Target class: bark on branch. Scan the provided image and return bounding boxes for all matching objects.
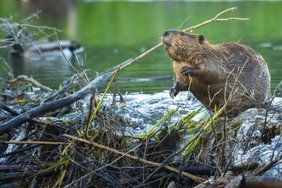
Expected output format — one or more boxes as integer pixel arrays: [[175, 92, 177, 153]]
[[63, 134, 207, 183], [0, 7, 248, 135], [0, 73, 111, 134]]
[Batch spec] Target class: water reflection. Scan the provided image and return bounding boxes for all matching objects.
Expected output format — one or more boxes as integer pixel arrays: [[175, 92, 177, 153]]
[[18, 0, 77, 38], [10, 55, 73, 88], [0, 1, 281, 93], [18, 0, 74, 20]]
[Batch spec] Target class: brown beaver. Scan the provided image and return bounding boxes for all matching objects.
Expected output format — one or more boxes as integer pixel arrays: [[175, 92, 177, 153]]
[[162, 30, 271, 117]]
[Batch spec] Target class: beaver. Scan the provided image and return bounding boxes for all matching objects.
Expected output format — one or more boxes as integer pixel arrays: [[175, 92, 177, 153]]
[[162, 30, 271, 117]]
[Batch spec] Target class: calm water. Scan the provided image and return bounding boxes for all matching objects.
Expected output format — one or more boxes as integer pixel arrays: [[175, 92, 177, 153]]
[[0, 0, 281, 93]]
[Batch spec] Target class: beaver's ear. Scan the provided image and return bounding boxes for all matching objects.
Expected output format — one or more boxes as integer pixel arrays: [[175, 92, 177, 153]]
[[198, 35, 205, 44]]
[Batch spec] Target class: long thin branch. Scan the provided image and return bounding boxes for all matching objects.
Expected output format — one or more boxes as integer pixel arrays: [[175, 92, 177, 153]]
[[63, 134, 207, 183], [118, 7, 248, 72], [1, 140, 67, 145], [0, 72, 112, 134], [64, 143, 143, 188], [7, 75, 53, 92], [0, 7, 247, 134]]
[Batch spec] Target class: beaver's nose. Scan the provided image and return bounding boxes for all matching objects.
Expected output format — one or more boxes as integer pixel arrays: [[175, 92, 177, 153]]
[[162, 30, 170, 37]]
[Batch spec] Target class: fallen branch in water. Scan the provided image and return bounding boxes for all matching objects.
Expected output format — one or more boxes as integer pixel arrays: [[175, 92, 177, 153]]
[[63, 134, 207, 183], [0, 7, 248, 134]]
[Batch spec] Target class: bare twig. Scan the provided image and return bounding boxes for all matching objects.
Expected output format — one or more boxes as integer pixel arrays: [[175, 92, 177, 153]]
[[84, 68, 119, 138], [7, 75, 53, 92], [0, 72, 112, 134], [54, 33, 89, 85], [254, 141, 282, 176], [185, 7, 249, 32], [64, 142, 142, 188], [1, 140, 67, 145], [0, 7, 247, 135], [118, 7, 248, 73], [0, 12, 61, 48], [63, 134, 207, 183]]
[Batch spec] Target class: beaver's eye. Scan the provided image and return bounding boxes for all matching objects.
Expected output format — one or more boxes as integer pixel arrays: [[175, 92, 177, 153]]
[[198, 35, 205, 44]]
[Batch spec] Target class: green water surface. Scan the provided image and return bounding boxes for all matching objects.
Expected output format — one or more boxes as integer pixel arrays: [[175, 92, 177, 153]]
[[0, 0, 281, 93]]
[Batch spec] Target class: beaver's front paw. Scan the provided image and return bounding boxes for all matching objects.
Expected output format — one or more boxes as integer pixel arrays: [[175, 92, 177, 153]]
[[169, 87, 176, 99], [180, 66, 201, 76]]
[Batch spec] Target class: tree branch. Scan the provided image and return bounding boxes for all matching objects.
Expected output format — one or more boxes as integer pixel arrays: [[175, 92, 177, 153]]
[[0, 7, 248, 134], [63, 134, 207, 183]]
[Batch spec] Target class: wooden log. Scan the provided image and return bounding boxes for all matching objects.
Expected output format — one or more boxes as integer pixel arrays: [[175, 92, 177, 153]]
[[0, 73, 111, 134]]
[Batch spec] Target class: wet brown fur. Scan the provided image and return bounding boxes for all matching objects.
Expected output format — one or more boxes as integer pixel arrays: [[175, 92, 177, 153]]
[[162, 30, 271, 117]]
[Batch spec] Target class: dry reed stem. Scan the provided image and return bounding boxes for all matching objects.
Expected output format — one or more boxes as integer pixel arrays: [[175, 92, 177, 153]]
[[63, 134, 207, 183], [117, 7, 248, 73], [64, 142, 142, 188], [0, 11, 60, 48], [84, 68, 120, 138], [54, 33, 89, 85], [193, 180, 209, 188], [7, 75, 53, 92], [184, 7, 249, 33], [1, 140, 67, 145]]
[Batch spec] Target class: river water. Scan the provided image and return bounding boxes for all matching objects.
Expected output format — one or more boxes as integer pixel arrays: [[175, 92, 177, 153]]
[[0, 0, 281, 94]]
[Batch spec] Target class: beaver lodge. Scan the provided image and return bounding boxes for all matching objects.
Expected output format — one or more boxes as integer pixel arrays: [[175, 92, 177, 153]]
[[0, 8, 282, 188]]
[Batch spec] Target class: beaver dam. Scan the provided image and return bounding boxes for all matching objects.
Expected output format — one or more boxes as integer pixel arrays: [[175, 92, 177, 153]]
[[1, 8, 282, 188]]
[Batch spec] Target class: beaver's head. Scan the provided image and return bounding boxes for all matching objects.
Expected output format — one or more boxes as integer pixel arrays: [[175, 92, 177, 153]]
[[162, 30, 205, 62]]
